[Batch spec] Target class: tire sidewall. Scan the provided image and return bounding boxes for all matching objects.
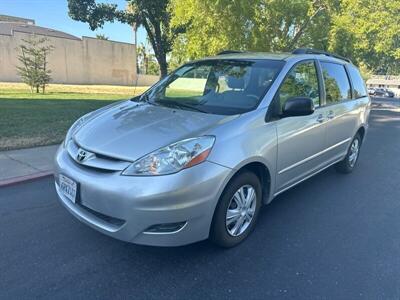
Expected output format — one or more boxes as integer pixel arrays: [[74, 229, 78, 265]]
[[345, 134, 362, 171], [210, 171, 262, 248]]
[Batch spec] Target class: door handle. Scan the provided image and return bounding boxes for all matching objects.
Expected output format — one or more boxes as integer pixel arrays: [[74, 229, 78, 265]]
[[327, 110, 335, 119], [316, 114, 325, 123]]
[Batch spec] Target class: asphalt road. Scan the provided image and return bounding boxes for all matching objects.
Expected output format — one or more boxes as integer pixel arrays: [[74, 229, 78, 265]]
[[1, 99, 399, 299]]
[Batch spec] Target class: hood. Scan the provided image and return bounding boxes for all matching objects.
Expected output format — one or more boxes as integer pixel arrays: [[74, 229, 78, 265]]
[[73, 101, 236, 161]]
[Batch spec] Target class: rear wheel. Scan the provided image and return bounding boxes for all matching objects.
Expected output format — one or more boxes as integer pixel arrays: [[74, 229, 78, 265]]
[[335, 133, 362, 174], [210, 171, 262, 248]]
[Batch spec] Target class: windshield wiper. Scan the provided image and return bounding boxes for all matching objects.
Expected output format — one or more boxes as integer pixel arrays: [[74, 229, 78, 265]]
[[131, 94, 161, 107], [156, 100, 208, 113]]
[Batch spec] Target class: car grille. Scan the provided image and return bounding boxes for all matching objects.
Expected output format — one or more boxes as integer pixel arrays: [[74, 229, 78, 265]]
[[66, 140, 131, 171]]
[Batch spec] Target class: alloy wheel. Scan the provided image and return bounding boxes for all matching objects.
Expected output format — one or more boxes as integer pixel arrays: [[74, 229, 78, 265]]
[[348, 138, 360, 167], [225, 185, 257, 237]]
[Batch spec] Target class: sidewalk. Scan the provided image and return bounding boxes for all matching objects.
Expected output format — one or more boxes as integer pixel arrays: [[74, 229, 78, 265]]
[[0, 145, 59, 186]]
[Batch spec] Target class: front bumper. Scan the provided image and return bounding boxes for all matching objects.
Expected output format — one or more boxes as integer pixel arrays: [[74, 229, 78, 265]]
[[54, 145, 232, 246]]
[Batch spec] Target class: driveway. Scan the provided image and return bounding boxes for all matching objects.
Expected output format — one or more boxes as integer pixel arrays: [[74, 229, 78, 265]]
[[0, 99, 399, 299]]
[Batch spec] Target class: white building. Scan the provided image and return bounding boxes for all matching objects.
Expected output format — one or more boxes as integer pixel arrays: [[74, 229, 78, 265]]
[[366, 75, 400, 97]]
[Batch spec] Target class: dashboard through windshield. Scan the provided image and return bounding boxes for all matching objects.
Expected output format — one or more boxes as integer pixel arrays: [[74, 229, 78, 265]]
[[145, 59, 285, 115]]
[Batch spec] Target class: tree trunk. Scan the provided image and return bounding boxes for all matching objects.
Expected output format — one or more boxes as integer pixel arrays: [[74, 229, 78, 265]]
[[36, 85, 39, 93], [144, 56, 148, 74], [157, 54, 168, 78], [132, 23, 139, 74], [142, 21, 168, 78]]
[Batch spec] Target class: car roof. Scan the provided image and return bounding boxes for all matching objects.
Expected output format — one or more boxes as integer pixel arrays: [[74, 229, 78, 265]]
[[204, 52, 291, 61], [203, 51, 351, 65]]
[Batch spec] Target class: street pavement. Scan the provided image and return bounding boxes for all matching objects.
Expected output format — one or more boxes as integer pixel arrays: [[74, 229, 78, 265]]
[[0, 99, 399, 299]]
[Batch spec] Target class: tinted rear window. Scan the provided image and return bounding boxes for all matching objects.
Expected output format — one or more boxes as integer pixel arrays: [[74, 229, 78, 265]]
[[347, 65, 367, 98], [321, 62, 352, 103]]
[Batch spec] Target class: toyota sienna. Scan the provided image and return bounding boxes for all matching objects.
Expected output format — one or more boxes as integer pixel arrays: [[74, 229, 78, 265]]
[[54, 49, 370, 247]]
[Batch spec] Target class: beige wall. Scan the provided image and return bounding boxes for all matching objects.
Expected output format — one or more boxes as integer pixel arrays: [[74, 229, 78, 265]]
[[0, 15, 34, 24], [0, 32, 140, 86], [135, 74, 160, 86]]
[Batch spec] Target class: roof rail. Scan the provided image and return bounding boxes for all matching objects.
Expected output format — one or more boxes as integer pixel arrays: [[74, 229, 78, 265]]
[[216, 50, 244, 55], [292, 48, 351, 63]]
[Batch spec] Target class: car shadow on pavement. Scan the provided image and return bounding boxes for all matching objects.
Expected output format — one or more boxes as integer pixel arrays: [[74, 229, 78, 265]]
[[96, 165, 341, 260]]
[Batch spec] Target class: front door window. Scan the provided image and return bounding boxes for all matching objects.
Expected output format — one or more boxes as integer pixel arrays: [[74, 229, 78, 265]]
[[277, 61, 320, 114]]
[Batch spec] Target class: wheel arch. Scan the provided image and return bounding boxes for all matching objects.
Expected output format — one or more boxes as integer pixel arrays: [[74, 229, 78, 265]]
[[356, 126, 366, 142], [208, 159, 273, 244], [220, 160, 273, 205]]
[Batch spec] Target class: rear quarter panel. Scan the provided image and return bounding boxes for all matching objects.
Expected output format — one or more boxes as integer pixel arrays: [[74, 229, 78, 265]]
[[358, 96, 371, 137]]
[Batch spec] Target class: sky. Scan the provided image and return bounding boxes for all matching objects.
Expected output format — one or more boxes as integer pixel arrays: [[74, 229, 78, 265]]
[[0, 0, 147, 44]]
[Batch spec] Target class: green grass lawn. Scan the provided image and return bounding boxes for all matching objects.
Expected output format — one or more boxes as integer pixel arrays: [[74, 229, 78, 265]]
[[0, 83, 148, 151]]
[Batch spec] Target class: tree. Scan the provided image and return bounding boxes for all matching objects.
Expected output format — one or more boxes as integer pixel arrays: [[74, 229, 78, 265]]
[[67, 0, 183, 78], [328, 0, 400, 74], [147, 58, 160, 75], [16, 36, 54, 93], [96, 33, 109, 40], [170, 0, 337, 62], [170, 0, 400, 75], [137, 42, 160, 75], [137, 43, 149, 74]]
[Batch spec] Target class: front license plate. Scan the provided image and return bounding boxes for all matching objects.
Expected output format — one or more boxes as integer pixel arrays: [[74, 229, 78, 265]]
[[59, 174, 77, 203]]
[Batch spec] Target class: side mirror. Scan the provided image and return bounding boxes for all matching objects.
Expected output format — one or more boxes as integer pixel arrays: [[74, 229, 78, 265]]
[[282, 97, 315, 117]]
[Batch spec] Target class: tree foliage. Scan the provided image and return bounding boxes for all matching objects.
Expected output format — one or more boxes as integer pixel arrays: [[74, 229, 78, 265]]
[[137, 43, 160, 75], [329, 0, 400, 74], [16, 36, 54, 93], [95, 33, 109, 40], [170, 0, 399, 75], [170, 0, 337, 60], [67, 0, 182, 77]]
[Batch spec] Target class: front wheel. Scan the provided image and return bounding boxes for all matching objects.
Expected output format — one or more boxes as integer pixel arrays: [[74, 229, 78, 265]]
[[210, 171, 262, 248], [335, 133, 362, 174]]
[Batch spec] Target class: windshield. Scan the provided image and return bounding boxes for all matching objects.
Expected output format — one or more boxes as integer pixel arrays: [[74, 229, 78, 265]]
[[144, 59, 285, 115]]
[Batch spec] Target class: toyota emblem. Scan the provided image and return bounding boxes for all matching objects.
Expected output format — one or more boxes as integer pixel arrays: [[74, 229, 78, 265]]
[[77, 149, 87, 162]]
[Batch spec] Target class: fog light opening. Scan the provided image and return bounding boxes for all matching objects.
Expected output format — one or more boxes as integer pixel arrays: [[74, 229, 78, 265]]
[[143, 221, 187, 234]]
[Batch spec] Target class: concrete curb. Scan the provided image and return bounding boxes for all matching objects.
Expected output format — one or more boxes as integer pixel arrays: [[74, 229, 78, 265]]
[[0, 171, 53, 188]]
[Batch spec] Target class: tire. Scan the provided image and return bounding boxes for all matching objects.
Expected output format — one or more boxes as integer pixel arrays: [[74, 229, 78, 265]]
[[335, 133, 362, 174], [210, 171, 262, 248]]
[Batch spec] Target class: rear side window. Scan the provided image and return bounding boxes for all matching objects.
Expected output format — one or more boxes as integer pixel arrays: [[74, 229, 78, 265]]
[[347, 65, 367, 98], [321, 62, 351, 104]]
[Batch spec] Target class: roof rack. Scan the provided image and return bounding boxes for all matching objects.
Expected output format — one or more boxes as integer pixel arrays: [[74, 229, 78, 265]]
[[292, 48, 351, 63], [216, 50, 244, 55]]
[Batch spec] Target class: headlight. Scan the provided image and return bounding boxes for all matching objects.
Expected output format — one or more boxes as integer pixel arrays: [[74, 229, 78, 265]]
[[122, 136, 215, 176], [63, 114, 90, 147]]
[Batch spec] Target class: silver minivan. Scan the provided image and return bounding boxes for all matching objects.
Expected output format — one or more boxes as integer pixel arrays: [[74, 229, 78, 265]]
[[54, 49, 370, 247]]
